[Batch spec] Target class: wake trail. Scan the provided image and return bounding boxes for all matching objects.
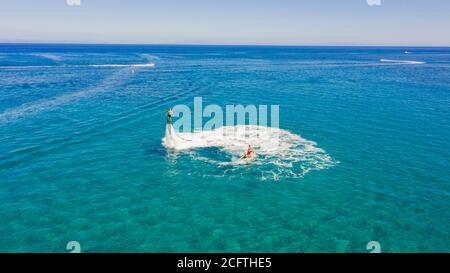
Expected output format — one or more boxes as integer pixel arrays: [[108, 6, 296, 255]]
[[0, 63, 155, 70], [0, 69, 130, 124], [0, 72, 211, 168], [379, 59, 425, 65]]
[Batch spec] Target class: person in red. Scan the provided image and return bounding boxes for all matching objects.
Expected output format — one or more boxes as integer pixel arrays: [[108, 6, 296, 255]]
[[243, 145, 254, 159]]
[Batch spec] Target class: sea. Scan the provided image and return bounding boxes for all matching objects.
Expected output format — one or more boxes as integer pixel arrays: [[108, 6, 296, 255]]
[[0, 44, 449, 252]]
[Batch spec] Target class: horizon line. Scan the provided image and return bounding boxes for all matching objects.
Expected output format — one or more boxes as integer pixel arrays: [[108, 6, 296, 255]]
[[0, 41, 450, 48]]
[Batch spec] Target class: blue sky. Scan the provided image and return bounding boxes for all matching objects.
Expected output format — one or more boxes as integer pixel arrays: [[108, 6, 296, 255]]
[[0, 0, 449, 45]]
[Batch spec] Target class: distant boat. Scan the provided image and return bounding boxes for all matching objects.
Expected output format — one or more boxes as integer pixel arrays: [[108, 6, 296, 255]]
[[404, 51, 412, 54]]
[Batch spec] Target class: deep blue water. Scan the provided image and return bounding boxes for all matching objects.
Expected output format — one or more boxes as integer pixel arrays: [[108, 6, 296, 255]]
[[0, 44, 449, 252]]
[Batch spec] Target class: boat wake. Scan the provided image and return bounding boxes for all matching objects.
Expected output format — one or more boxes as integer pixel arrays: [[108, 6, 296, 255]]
[[380, 59, 425, 65], [162, 124, 336, 180], [0, 63, 155, 70], [31, 53, 64, 62], [88, 63, 155, 68], [0, 69, 129, 124]]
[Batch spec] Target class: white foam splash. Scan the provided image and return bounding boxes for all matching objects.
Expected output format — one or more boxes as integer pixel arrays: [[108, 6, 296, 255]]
[[163, 124, 336, 179], [380, 59, 425, 65]]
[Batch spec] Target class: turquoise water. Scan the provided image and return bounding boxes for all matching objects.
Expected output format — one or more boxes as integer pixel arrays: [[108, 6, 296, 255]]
[[0, 44, 449, 252]]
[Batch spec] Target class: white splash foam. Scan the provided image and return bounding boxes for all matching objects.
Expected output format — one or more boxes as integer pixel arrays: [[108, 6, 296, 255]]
[[380, 59, 425, 65], [163, 124, 336, 179]]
